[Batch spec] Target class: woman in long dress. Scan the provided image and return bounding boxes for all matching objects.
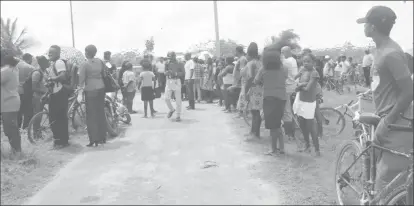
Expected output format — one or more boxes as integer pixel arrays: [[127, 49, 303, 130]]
[[202, 58, 214, 103], [244, 42, 263, 139]]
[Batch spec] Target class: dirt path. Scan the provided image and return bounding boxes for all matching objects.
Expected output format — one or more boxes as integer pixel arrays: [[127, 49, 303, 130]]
[[24, 89, 367, 205], [24, 100, 287, 205]]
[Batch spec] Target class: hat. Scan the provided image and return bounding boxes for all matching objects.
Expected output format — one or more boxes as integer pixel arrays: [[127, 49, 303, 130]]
[[356, 6, 396, 26]]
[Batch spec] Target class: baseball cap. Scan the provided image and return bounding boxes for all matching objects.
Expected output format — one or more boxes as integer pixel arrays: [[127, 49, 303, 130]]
[[356, 6, 396, 26]]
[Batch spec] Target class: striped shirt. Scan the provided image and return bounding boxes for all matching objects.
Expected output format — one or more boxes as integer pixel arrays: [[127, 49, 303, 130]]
[[194, 63, 203, 79]]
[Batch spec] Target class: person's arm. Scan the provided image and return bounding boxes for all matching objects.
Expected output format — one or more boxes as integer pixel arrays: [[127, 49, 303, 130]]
[[383, 52, 414, 124], [189, 61, 195, 79], [218, 66, 229, 78], [253, 68, 264, 85], [301, 71, 319, 92], [244, 63, 256, 95], [51, 60, 67, 82], [294, 68, 303, 80], [78, 63, 87, 89]]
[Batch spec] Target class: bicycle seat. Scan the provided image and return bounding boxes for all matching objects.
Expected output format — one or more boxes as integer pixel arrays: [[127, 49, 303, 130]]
[[358, 113, 381, 127]]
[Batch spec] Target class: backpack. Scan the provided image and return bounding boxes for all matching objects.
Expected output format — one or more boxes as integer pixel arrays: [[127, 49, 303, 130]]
[[23, 69, 44, 99], [52, 59, 76, 90]]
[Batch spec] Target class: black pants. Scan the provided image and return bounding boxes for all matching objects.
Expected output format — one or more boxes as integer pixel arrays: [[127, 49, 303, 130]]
[[203, 90, 214, 103], [85, 88, 106, 144], [223, 84, 232, 110], [229, 87, 241, 108], [185, 80, 195, 109], [1, 111, 21, 152], [158, 73, 166, 93], [251, 110, 262, 137], [49, 88, 69, 145], [17, 94, 33, 129], [363, 66, 371, 87], [214, 84, 223, 105]]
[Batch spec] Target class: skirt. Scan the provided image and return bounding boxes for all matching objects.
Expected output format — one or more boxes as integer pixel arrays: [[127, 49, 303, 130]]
[[141, 86, 154, 101], [292, 92, 316, 120], [263, 96, 286, 129]]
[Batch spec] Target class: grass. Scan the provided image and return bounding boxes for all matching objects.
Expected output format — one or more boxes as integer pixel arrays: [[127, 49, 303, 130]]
[[0, 126, 88, 205], [230, 85, 374, 205]]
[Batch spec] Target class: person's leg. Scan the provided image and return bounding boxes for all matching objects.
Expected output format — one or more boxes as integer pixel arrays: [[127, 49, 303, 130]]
[[314, 101, 323, 138], [2, 111, 22, 152], [269, 129, 278, 153], [23, 94, 33, 129], [48, 92, 60, 144], [164, 88, 174, 112], [363, 66, 370, 87], [149, 100, 155, 116], [58, 90, 69, 145], [282, 92, 294, 139], [97, 89, 107, 143], [196, 81, 202, 102], [17, 94, 24, 128], [223, 84, 231, 111], [144, 100, 148, 117], [126, 92, 134, 113], [250, 110, 256, 135], [174, 80, 182, 119], [298, 116, 311, 152], [85, 90, 99, 144], [308, 118, 320, 155], [50, 89, 69, 145], [131, 91, 136, 112]]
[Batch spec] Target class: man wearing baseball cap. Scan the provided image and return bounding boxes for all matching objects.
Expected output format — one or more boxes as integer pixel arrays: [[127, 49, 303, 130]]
[[357, 6, 413, 203]]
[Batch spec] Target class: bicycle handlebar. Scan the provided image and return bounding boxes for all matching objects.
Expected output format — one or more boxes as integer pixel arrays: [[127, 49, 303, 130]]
[[388, 124, 413, 132]]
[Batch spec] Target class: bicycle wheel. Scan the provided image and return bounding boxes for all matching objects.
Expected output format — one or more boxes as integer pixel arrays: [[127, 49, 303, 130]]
[[381, 185, 410, 205], [319, 107, 346, 137], [27, 111, 53, 144], [71, 101, 87, 133], [335, 140, 365, 205]]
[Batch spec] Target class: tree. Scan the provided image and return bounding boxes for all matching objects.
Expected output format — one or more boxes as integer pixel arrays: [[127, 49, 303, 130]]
[[1, 17, 34, 56], [144, 36, 154, 55], [190, 39, 244, 57], [267, 29, 301, 52]]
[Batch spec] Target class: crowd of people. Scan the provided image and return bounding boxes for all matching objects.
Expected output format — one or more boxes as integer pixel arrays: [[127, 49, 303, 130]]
[[1, 5, 413, 203]]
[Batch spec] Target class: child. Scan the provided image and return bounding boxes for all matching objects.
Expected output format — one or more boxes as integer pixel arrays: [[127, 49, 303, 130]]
[[293, 53, 321, 156], [139, 59, 156, 118]]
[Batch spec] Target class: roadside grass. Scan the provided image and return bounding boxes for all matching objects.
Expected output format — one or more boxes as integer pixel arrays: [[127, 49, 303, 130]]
[[231, 86, 374, 205]]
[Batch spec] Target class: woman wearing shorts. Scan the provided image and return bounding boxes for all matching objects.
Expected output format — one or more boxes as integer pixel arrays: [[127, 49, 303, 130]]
[[254, 47, 287, 155]]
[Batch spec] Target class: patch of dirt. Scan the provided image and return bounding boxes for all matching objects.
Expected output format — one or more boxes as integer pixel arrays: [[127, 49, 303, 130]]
[[228, 88, 373, 205]]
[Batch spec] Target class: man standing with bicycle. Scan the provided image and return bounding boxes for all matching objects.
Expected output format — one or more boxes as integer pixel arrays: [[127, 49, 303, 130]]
[[46, 45, 70, 148], [357, 5, 413, 201]]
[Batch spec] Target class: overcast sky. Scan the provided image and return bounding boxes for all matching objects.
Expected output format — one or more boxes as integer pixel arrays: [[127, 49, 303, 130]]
[[1, 1, 413, 57]]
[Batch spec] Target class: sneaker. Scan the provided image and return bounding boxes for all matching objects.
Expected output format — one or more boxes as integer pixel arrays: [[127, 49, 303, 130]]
[[167, 109, 175, 118], [142, 115, 148, 118], [303, 147, 311, 153], [175, 116, 181, 122]]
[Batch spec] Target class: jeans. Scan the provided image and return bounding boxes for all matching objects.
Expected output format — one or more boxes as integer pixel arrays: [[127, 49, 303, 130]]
[[125, 91, 136, 113], [194, 79, 202, 101], [49, 88, 69, 145], [1, 111, 21, 152], [165, 79, 182, 117], [185, 79, 195, 109], [158, 73, 166, 92], [363, 66, 371, 87], [85, 88, 106, 143]]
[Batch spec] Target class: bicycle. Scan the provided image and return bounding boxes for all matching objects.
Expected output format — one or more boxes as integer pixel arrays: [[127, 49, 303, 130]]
[[334, 113, 413, 205], [26, 88, 86, 144], [323, 76, 344, 95], [334, 91, 373, 137]]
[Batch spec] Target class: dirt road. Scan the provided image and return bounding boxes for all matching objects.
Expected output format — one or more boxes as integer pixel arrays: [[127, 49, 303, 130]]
[[24, 99, 286, 205]]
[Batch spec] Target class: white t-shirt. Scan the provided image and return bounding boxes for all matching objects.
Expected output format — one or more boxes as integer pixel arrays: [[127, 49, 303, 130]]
[[283, 57, 298, 86], [156, 62, 165, 73], [184, 60, 195, 80], [46, 59, 66, 93], [139, 71, 155, 87], [362, 54, 374, 67]]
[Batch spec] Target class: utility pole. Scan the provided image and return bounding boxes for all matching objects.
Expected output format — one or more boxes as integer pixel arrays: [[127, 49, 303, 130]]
[[69, 0, 75, 48], [213, 1, 220, 58]]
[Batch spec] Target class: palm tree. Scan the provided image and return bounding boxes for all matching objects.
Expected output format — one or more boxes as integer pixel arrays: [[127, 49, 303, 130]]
[[1, 17, 33, 56]]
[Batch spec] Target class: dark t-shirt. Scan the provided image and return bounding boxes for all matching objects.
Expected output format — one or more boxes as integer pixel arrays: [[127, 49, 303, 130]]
[[372, 39, 412, 115], [254, 68, 287, 100], [298, 68, 320, 102]]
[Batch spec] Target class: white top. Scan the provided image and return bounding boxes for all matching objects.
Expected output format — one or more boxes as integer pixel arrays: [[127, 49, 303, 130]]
[[46, 59, 66, 93], [282, 57, 298, 86], [139, 71, 155, 87], [222, 73, 233, 85], [362, 54, 374, 67], [155, 62, 165, 73], [336, 62, 344, 73], [184, 60, 195, 80]]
